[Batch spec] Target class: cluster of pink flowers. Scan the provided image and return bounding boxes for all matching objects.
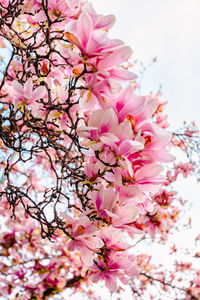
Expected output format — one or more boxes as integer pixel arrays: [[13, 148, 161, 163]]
[[0, 198, 89, 299]]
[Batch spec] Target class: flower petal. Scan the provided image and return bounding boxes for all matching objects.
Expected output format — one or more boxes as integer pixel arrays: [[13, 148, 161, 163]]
[[97, 46, 133, 70], [109, 68, 137, 82], [77, 11, 93, 48]]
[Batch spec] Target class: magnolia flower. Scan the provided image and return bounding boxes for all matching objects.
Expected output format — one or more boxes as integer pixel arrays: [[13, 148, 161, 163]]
[[12, 78, 46, 106], [61, 213, 103, 266]]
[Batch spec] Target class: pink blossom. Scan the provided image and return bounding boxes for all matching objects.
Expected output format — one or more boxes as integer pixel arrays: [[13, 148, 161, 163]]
[[12, 78, 46, 106], [61, 214, 103, 266]]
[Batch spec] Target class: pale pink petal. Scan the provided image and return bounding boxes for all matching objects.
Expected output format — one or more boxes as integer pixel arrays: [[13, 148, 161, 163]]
[[78, 244, 93, 266], [120, 156, 133, 177], [135, 163, 164, 182], [104, 168, 122, 187], [97, 46, 133, 70], [88, 109, 105, 127], [84, 237, 104, 250], [120, 277, 129, 285], [144, 149, 176, 162], [102, 39, 124, 51], [101, 132, 119, 143], [105, 275, 117, 291], [12, 80, 23, 95], [33, 10, 46, 22], [122, 224, 144, 234], [135, 98, 157, 122], [60, 212, 75, 224], [103, 209, 118, 219], [79, 91, 98, 111], [100, 135, 117, 151], [24, 78, 33, 94], [116, 119, 133, 140], [100, 187, 117, 211], [109, 68, 137, 82], [77, 11, 93, 48], [119, 95, 146, 121], [100, 108, 118, 133], [96, 79, 121, 97], [32, 86, 46, 100], [107, 78, 122, 95], [95, 15, 116, 30], [86, 30, 108, 53], [126, 265, 140, 277], [91, 271, 102, 282], [118, 140, 143, 156], [113, 206, 139, 227]]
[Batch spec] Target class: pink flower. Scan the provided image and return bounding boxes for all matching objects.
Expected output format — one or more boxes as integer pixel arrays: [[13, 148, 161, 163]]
[[83, 108, 144, 157], [12, 78, 46, 106], [91, 252, 139, 291], [48, 0, 81, 18], [90, 186, 139, 230], [66, 10, 121, 57], [61, 214, 103, 266], [79, 74, 121, 111]]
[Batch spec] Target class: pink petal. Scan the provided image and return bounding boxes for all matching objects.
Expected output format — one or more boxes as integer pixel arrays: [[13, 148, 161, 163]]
[[116, 119, 133, 140], [33, 10, 46, 22], [104, 168, 122, 187], [79, 90, 98, 111], [78, 244, 93, 266], [24, 78, 33, 94], [103, 209, 118, 219], [120, 156, 133, 177], [100, 135, 118, 151], [101, 132, 119, 143], [122, 224, 144, 234], [84, 237, 104, 250], [12, 80, 23, 95], [95, 15, 116, 30], [109, 68, 137, 82], [113, 206, 139, 227], [86, 30, 108, 54], [127, 265, 140, 277], [135, 163, 164, 182], [135, 98, 157, 122], [77, 11, 93, 48], [32, 86, 46, 100], [144, 149, 176, 162], [107, 78, 122, 95], [102, 39, 124, 52], [97, 46, 133, 70], [100, 187, 117, 211], [96, 79, 121, 97], [100, 108, 118, 133], [105, 275, 117, 291], [118, 140, 143, 156], [88, 109, 105, 127]]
